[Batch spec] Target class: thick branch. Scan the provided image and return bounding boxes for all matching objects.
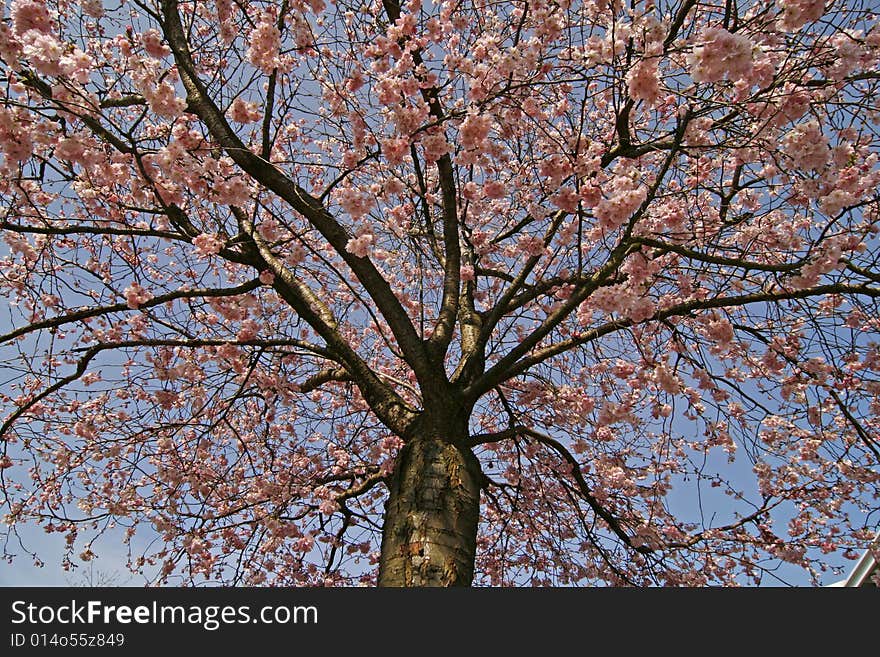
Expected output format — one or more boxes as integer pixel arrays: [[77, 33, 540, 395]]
[[468, 282, 880, 398], [1, 344, 103, 440], [664, 0, 699, 51], [227, 209, 416, 433], [478, 210, 569, 345], [468, 426, 652, 555], [381, 0, 460, 359], [0, 219, 178, 241], [71, 337, 335, 358], [159, 0, 430, 388], [466, 239, 638, 403], [0, 279, 263, 346], [636, 237, 805, 273], [19, 68, 133, 155], [232, 207, 339, 331], [298, 367, 351, 394]]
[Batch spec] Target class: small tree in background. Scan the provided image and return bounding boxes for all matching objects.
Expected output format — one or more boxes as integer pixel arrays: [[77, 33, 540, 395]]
[[1, 0, 878, 586]]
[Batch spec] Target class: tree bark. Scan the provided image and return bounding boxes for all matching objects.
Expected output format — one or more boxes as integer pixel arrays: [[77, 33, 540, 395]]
[[377, 434, 482, 586]]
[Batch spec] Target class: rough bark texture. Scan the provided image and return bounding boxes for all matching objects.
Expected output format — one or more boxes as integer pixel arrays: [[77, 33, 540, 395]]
[[378, 435, 482, 586]]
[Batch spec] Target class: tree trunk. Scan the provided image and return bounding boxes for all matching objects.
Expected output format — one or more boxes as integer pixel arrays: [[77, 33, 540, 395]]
[[377, 434, 482, 586]]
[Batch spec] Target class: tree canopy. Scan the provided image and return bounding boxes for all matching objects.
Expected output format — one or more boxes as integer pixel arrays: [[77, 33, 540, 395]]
[[1, 0, 879, 586]]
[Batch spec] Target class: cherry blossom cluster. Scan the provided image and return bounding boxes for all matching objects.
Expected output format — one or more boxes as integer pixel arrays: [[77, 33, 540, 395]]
[[688, 27, 755, 83]]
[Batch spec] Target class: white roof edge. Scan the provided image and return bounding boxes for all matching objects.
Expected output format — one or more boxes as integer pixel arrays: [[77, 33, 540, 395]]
[[842, 531, 880, 587]]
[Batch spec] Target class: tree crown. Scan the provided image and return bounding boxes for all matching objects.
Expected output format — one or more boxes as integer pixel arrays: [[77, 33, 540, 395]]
[[1, 0, 879, 586]]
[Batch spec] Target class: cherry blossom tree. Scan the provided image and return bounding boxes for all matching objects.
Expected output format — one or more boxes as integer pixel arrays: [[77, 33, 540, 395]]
[[1, 0, 879, 587]]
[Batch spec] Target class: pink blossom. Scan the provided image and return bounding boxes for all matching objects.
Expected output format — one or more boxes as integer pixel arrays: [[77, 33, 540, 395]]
[[462, 181, 481, 201], [818, 189, 856, 217], [346, 233, 374, 257], [41, 293, 59, 308], [123, 282, 153, 309], [654, 363, 681, 394], [775, 86, 811, 126], [594, 182, 647, 230], [212, 175, 251, 206], [215, 0, 237, 44], [73, 420, 97, 439], [0, 106, 34, 162], [237, 319, 261, 341], [627, 59, 661, 105], [154, 390, 179, 410], [383, 176, 406, 197], [294, 536, 315, 553], [4, 232, 36, 261], [613, 360, 636, 379], [285, 243, 306, 267], [227, 97, 263, 123], [782, 120, 829, 171], [705, 317, 735, 346], [21, 32, 63, 76], [11, 0, 52, 36], [382, 136, 409, 165], [581, 284, 655, 323], [551, 186, 580, 212], [338, 187, 375, 219], [318, 499, 338, 515], [341, 150, 360, 169], [257, 218, 280, 242], [483, 180, 506, 199], [247, 13, 282, 74], [141, 28, 170, 59], [0, 24, 22, 65], [4, 0, 879, 590], [688, 27, 755, 83], [579, 183, 602, 208], [145, 81, 187, 119], [193, 233, 224, 257], [79, 0, 104, 18], [59, 49, 94, 83], [627, 296, 655, 322], [459, 113, 492, 151], [375, 76, 401, 106], [346, 68, 366, 93], [538, 154, 572, 187], [516, 234, 545, 258], [826, 33, 862, 80], [776, 0, 826, 31], [789, 240, 843, 289], [289, 12, 315, 50], [420, 132, 452, 162]]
